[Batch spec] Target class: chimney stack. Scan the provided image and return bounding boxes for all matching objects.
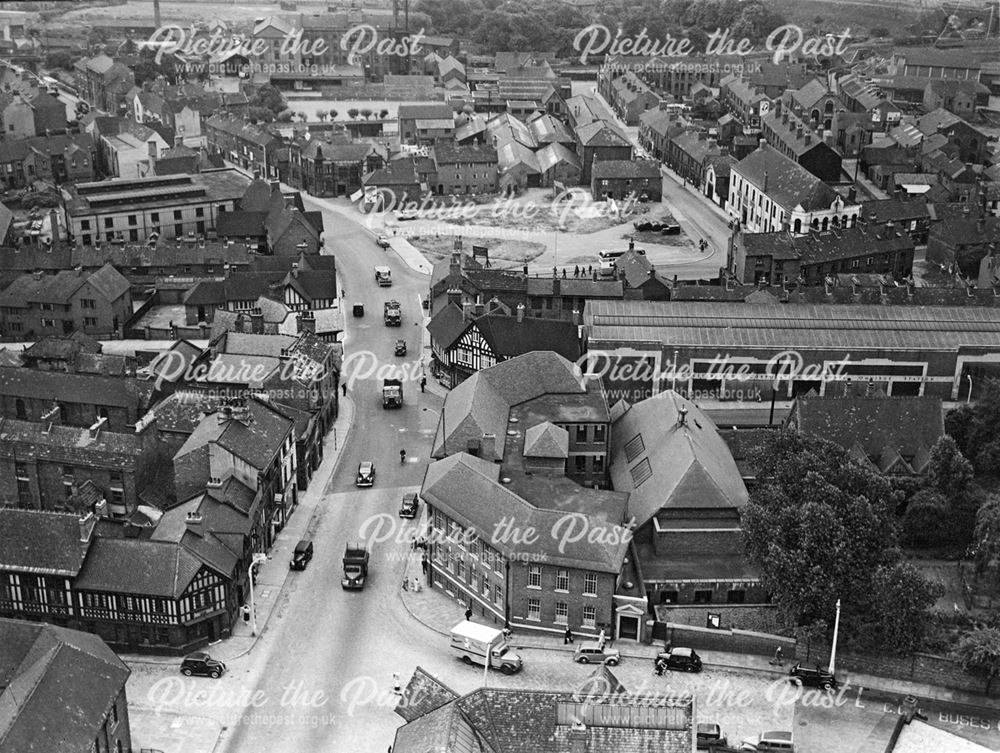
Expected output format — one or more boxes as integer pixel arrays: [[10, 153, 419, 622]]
[[678, 405, 688, 425], [291, 261, 299, 278], [185, 511, 204, 533], [250, 307, 264, 333], [447, 288, 462, 307], [78, 512, 96, 545], [516, 303, 525, 322], [567, 722, 588, 753], [481, 432, 497, 460]]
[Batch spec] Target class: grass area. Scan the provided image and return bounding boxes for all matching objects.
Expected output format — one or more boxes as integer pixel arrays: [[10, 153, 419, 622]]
[[769, 0, 930, 37]]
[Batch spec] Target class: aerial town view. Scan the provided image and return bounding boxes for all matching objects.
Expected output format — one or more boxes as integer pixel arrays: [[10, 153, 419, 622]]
[[2, 0, 1000, 751]]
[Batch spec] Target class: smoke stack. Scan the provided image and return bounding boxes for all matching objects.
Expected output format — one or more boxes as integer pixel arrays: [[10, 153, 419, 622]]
[[678, 405, 687, 425]]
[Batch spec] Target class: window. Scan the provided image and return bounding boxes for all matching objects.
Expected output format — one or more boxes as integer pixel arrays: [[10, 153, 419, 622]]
[[80, 298, 95, 309], [660, 590, 679, 604], [469, 569, 478, 592], [104, 217, 113, 228], [593, 424, 606, 443], [195, 206, 204, 217], [694, 589, 713, 604], [81, 219, 90, 230], [40, 318, 56, 328], [526, 597, 540, 621], [527, 565, 541, 588], [481, 575, 490, 598], [575, 425, 588, 442], [555, 601, 568, 624], [456, 558, 466, 581], [110, 699, 118, 725], [106, 231, 114, 242], [727, 589, 746, 604], [175, 223, 183, 237], [82, 234, 91, 246], [555, 569, 568, 591], [39, 302, 53, 311], [582, 605, 596, 628], [575, 456, 587, 472], [128, 214, 137, 226], [15, 398, 25, 419], [173, 210, 182, 220], [151, 212, 159, 223], [593, 455, 605, 474], [583, 572, 598, 596], [493, 584, 502, 607], [129, 229, 139, 242], [84, 317, 97, 327]]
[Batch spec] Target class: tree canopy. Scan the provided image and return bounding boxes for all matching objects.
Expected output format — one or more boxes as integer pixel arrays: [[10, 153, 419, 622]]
[[742, 431, 940, 653]]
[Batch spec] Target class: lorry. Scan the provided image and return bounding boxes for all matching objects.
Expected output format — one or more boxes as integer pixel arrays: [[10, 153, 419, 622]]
[[384, 300, 402, 326], [450, 621, 523, 674], [342, 543, 369, 590], [382, 378, 403, 408], [375, 265, 392, 285]]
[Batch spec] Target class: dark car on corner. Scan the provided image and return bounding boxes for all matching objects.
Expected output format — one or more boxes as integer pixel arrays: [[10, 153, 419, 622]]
[[394, 339, 407, 356], [789, 663, 837, 690], [696, 723, 727, 750], [399, 492, 419, 518], [180, 652, 226, 678], [355, 461, 375, 487], [655, 646, 703, 673]]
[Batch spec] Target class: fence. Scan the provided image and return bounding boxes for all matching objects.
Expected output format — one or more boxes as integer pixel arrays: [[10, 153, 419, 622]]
[[660, 621, 795, 658]]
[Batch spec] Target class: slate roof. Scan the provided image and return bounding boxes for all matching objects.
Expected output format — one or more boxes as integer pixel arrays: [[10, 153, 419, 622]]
[[592, 159, 660, 180], [205, 114, 280, 147], [0, 619, 130, 753], [422, 453, 630, 572], [585, 299, 1000, 350], [860, 198, 932, 223], [398, 103, 453, 121], [740, 225, 914, 266], [790, 78, 831, 110], [610, 391, 748, 527], [536, 142, 581, 173], [0, 509, 90, 576], [733, 144, 841, 213], [175, 396, 293, 471], [0, 366, 153, 410], [0, 416, 145, 466], [790, 394, 944, 458], [472, 314, 581, 363], [575, 119, 632, 147], [427, 303, 468, 349], [522, 421, 568, 458], [392, 679, 693, 753], [74, 538, 204, 597], [761, 107, 833, 158], [395, 666, 459, 723], [432, 142, 497, 166], [432, 351, 588, 459], [525, 277, 623, 298]]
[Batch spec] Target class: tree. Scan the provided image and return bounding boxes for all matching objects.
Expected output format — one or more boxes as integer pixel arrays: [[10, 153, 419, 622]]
[[316, 109, 328, 122], [871, 26, 890, 38], [247, 106, 275, 124], [379, 109, 389, 119], [973, 495, 1000, 575], [742, 431, 934, 652], [276, 109, 294, 122], [948, 379, 1000, 474], [297, 112, 308, 122], [902, 489, 951, 548], [956, 627, 1000, 694], [856, 562, 942, 653], [347, 108, 359, 119], [328, 109, 338, 120], [250, 85, 286, 117], [360, 107, 373, 120], [927, 435, 975, 494], [44, 50, 76, 70]]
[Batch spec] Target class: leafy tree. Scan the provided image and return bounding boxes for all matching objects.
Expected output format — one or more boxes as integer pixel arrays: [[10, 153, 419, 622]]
[[945, 403, 975, 458], [927, 435, 974, 494], [133, 48, 177, 87], [328, 109, 338, 120], [857, 562, 943, 654], [44, 50, 76, 70], [956, 627, 1000, 694], [973, 495, 1000, 575], [276, 109, 294, 122], [316, 109, 328, 122], [902, 489, 951, 548], [247, 106, 275, 124], [297, 112, 308, 122], [742, 431, 935, 652], [379, 109, 389, 119], [347, 108, 359, 119], [250, 84, 286, 116], [360, 107, 373, 119], [947, 379, 1000, 474], [871, 26, 890, 37]]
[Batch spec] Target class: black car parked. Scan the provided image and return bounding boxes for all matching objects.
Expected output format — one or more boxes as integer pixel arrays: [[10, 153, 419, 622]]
[[654, 646, 703, 673], [788, 663, 837, 690], [180, 652, 226, 678]]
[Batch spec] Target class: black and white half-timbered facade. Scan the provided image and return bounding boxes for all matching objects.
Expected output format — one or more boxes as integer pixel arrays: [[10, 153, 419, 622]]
[[0, 508, 242, 652], [427, 305, 582, 388]]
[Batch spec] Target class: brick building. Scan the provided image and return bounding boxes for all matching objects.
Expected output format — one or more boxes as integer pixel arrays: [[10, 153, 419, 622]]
[[759, 101, 843, 183], [288, 137, 385, 198], [0, 618, 132, 753], [425, 352, 647, 641], [591, 160, 662, 202], [398, 103, 455, 145], [0, 264, 132, 340], [0, 133, 96, 189], [728, 223, 916, 285], [204, 114, 284, 181], [431, 143, 499, 195]]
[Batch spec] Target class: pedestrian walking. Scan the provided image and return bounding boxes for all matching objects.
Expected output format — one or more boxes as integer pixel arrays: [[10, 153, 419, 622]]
[[421, 556, 429, 576], [655, 658, 666, 676], [465, 606, 473, 621], [562, 268, 567, 278], [393, 673, 401, 693], [341, 383, 347, 397], [420, 376, 427, 393], [564, 627, 574, 644], [770, 646, 783, 666], [574, 265, 580, 277], [587, 265, 592, 275]]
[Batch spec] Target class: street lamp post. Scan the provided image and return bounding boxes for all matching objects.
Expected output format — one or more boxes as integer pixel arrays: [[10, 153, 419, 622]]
[[248, 552, 268, 636], [829, 598, 842, 675]]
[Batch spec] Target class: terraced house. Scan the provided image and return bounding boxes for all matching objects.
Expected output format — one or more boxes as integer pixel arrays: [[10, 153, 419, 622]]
[[205, 114, 285, 181], [0, 133, 96, 189], [288, 137, 386, 198]]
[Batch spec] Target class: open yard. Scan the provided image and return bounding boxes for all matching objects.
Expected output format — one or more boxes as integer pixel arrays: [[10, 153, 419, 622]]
[[407, 233, 545, 268], [57, 1, 283, 26]]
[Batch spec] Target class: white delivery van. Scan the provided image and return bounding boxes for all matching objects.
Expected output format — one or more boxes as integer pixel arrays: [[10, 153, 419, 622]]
[[450, 621, 523, 674]]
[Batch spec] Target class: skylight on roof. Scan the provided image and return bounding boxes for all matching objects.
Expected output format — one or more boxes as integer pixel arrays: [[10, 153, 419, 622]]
[[625, 433, 645, 462]]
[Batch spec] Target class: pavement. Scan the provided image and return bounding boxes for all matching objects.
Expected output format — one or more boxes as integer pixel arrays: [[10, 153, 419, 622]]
[[395, 546, 995, 711]]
